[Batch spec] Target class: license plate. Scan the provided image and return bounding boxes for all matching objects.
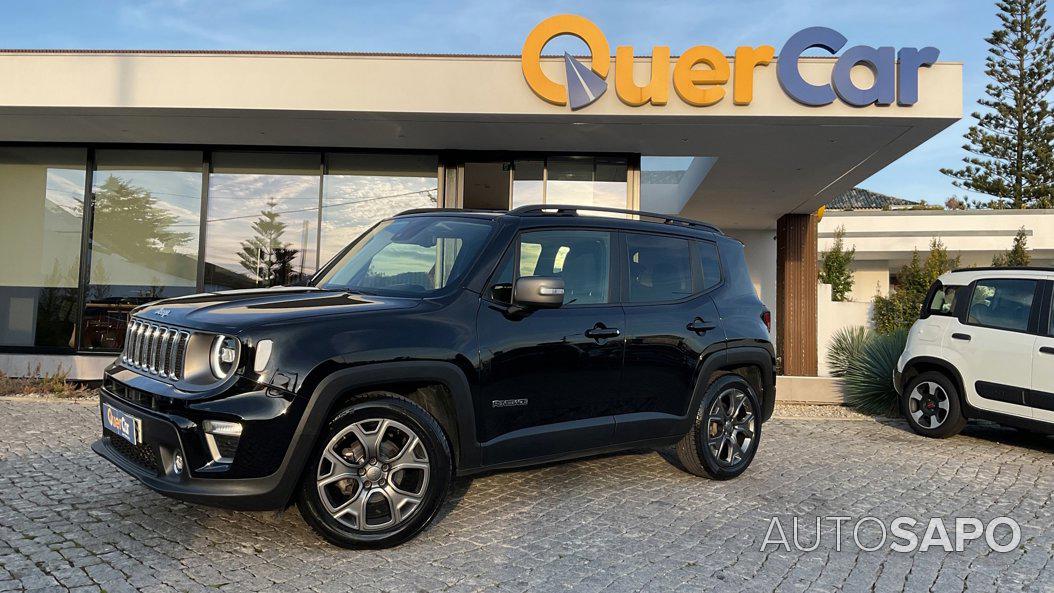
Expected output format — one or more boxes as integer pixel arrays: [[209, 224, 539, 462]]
[[103, 403, 142, 446]]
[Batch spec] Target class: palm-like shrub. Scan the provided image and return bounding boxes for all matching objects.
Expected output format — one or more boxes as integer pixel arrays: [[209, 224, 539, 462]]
[[842, 328, 908, 416], [826, 326, 872, 377]]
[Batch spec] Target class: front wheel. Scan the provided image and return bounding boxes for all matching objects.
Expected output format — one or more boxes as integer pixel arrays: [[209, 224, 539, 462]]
[[672, 374, 762, 480], [296, 393, 452, 549]]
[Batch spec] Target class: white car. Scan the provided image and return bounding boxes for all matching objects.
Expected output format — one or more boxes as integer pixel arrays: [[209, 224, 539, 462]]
[[895, 267, 1054, 437]]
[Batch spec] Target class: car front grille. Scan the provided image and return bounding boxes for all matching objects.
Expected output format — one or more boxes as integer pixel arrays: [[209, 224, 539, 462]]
[[105, 428, 163, 475], [122, 319, 190, 380]]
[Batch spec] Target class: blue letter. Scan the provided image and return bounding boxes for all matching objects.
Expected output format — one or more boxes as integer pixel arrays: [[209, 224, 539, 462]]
[[778, 27, 847, 106], [833, 46, 896, 106], [897, 47, 940, 106]]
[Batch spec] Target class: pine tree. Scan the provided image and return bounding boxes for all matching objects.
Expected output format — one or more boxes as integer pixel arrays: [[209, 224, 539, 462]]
[[91, 176, 193, 254], [237, 198, 296, 286], [992, 226, 1033, 265], [941, 0, 1054, 209]]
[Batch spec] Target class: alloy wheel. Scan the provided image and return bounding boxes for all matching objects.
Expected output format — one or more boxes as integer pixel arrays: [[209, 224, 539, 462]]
[[316, 418, 430, 531], [706, 388, 756, 467], [908, 381, 950, 429]]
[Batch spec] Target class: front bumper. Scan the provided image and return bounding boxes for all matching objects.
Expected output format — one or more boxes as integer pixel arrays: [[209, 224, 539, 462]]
[[93, 377, 305, 511]]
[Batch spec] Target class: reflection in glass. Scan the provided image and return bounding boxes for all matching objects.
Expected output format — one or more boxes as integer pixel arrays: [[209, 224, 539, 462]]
[[321, 154, 438, 264], [205, 153, 321, 291], [546, 156, 627, 211], [0, 147, 86, 349], [318, 217, 493, 296], [84, 150, 203, 350], [511, 160, 544, 209], [640, 156, 715, 215]]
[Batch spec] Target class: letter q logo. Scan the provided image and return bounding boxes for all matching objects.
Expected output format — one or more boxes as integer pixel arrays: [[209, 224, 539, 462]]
[[521, 15, 610, 110]]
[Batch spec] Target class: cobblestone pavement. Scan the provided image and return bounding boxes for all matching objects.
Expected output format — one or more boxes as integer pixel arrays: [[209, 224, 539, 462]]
[[1, 398, 1053, 593]]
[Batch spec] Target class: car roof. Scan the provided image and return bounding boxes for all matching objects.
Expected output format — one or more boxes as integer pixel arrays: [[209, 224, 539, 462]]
[[939, 267, 1054, 284]]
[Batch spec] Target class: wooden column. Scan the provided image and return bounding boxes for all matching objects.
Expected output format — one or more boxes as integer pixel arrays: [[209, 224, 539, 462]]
[[776, 213, 818, 376]]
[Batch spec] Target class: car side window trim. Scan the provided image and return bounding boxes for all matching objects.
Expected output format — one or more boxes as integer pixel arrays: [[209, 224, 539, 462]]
[[1040, 280, 1054, 337]]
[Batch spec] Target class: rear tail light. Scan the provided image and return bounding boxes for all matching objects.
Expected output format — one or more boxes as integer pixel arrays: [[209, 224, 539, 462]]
[[761, 310, 771, 333]]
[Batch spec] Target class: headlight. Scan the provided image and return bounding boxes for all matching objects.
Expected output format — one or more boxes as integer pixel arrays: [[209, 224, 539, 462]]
[[209, 335, 239, 379]]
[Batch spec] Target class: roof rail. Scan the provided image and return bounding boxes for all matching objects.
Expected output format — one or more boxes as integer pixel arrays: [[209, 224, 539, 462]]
[[508, 204, 723, 235], [951, 266, 1054, 273], [394, 207, 505, 216]]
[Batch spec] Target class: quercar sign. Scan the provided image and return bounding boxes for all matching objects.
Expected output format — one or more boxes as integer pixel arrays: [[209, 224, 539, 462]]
[[521, 15, 940, 110]]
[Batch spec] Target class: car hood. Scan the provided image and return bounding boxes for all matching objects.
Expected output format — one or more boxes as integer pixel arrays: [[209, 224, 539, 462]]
[[133, 287, 422, 334]]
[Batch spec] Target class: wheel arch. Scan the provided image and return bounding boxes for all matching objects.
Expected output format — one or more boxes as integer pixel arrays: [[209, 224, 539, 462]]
[[692, 345, 777, 423], [901, 356, 968, 413], [275, 361, 480, 508]]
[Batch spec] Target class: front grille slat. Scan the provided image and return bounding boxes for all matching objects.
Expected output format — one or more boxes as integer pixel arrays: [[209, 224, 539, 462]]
[[157, 329, 170, 376], [121, 319, 190, 381]]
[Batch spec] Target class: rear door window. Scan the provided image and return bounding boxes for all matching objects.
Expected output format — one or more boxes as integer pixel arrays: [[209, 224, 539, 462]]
[[625, 234, 693, 303], [967, 278, 1037, 332]]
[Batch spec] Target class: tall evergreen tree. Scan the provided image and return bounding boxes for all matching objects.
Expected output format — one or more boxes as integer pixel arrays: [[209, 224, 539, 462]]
[[941, 0, 1054, 209], [237, 198, 297, 286]]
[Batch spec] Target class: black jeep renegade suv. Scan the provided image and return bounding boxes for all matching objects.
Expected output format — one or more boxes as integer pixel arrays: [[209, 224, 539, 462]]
[[94, 204, 776, 548]]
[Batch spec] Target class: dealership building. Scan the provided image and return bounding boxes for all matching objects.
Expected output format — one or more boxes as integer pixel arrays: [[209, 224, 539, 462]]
[[0, 18, 962, 379]]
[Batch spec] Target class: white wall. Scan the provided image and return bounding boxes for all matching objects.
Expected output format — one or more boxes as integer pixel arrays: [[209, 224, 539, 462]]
[[819, 209, 1054, 267], [848, 260, 890, 300], [730, 229, 777, 343], [816, 283, 872, 377]]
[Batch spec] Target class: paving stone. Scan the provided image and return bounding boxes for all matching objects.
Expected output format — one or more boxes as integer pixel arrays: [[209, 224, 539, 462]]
[[1, 398, 1052, 592]]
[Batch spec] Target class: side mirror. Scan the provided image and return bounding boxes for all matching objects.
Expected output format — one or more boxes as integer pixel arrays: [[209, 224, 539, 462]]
[[512, 276, 565, 309]]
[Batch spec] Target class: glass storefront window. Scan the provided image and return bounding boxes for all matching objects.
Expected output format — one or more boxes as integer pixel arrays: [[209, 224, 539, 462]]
[[204, 152, 321, 291], [545, 156, 627, 210], [511, 160, 544, 208], [84, 150, 203, 350], [0, 147, 86, 349], [321, 153, 438, 264], [640, 156, 714, 215]]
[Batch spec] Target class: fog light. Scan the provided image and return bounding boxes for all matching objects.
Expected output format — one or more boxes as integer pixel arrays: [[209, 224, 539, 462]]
[[173, 453, 185, 474], [203, 420, 243, 437], [203, 420, 242, 464]]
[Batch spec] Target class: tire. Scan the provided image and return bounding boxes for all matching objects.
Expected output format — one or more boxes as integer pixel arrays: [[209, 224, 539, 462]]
[[296, 392, 452, 549], [672, 374, 762, 480], [900, 371, 967, 438]]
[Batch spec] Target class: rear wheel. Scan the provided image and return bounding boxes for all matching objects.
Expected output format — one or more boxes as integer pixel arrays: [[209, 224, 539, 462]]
[[296, 393, 452, 548], [672, 374, 761, 480], [900, 371, 966, 438]]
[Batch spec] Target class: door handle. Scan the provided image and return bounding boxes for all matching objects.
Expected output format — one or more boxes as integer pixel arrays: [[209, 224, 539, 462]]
[[585, 325, 621, 340], [952, 333, 971, 341], [687, 318, 716, 333], [1040, 346, 1054, 355]]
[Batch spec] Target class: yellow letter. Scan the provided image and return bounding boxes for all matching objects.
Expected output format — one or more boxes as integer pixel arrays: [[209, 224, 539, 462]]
[[673, 46, 729, 107], [615, 45, 670, 106], [733, 45, 775, 105], [521, 15, 610, 106]]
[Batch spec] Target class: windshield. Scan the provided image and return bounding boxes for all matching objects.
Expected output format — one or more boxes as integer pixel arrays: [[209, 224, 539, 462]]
[[315, 216, 494, 296]]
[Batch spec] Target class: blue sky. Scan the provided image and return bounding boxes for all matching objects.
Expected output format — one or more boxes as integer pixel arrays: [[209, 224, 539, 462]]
[[2, 0, 997, 205]]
